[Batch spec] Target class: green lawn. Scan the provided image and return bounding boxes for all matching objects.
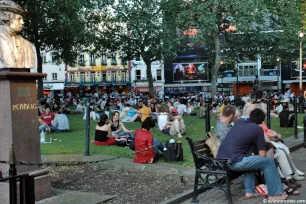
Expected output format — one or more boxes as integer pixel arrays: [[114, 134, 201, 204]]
[[41, 111, 305, 166]]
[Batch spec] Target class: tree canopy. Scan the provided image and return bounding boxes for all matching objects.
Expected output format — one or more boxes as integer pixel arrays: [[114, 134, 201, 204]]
[[97, 0, 182, 96], [170, 0, 302, 95], [14, 0, 101, 98]]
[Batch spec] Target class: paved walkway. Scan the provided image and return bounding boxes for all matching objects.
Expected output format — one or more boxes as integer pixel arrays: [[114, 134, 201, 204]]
[[36, 189, 115, 204]]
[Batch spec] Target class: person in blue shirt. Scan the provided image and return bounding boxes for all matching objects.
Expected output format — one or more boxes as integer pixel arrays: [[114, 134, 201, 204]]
[[217, 108, 287, 201], [50, 109, 70, 133]]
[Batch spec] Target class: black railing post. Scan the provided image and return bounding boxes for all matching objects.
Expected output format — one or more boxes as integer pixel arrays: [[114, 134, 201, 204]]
[[85, 97, 91, 156], [9, 145, 17, 204], [294, 96, 298, 139], [205, 97, 210, 134], [25, 175, 35, 204], [300, 95, 304, 114], [267, 97, 271, 129]]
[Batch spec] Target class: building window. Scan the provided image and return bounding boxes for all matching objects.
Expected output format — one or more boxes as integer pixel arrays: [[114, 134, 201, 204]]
[[52, 73, 57, 80], [43, 76, 47, 81], [79, 54, 85, 66], [101, 55, 107, 65], [42, 54, 47, 63], [90, 54, 96, 66], [111, 52, 117, 65], [156, 69, 162, 80], [136, 70, 141, 80], [70, 74, 75, 82], [51, 55, 56, 64], [102, 73, 106, 81]]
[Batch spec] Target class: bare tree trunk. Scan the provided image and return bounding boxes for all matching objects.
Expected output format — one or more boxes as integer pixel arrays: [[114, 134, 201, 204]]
[[36, 47, 43, 100], [144, 60, 155, 97], [212, 33, 221, 96]]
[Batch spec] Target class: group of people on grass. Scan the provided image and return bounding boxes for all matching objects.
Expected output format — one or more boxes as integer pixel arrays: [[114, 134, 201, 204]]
[[38, 101, 70, 133]]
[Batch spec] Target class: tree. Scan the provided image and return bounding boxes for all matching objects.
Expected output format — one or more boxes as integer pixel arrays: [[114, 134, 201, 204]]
[[172, 0, 302, 95], [14, 0, 101, 99], [97, 0, 182, 97]]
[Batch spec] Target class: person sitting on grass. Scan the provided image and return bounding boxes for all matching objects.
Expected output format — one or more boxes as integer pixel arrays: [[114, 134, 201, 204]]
[[111, 111, 134, 137], [279, 104, 294, 127], [50, 109, 70, 133], [38, 117, 51, 133], [159, 106, 186, 138], [40, 107, 54, 127], [133, 117, 166, 164], [83, 107, 100, 121], [92, 114, 116, 146]]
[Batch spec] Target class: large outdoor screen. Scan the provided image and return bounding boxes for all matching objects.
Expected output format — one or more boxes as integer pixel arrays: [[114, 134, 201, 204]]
[[173, 62, 209, 82]]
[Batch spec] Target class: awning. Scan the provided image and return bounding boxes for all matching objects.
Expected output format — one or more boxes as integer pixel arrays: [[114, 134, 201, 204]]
[[43, 83, 65, 90], [131, 87, 149, 92], [130, 86, 162, 93]]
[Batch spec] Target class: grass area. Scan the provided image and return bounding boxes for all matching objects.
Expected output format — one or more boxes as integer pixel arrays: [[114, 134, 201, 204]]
[[41, 110, 305, 167]]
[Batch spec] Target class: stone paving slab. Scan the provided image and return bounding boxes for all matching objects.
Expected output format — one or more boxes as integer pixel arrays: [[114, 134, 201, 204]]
[[36, 189, 115, 204]]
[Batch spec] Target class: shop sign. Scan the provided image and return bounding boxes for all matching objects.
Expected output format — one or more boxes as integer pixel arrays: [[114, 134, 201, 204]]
[[92, 65, 107, 71]]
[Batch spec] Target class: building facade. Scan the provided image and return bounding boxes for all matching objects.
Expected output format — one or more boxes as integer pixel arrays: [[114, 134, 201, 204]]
[[31, 52, 66, 98], [65, 51, 130, 97], [130, 60, 164, 93]]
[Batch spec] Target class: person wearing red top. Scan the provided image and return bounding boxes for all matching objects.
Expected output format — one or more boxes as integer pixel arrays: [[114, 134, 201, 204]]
[[40, 107, 54, 126], [133, 117, 165, 164]]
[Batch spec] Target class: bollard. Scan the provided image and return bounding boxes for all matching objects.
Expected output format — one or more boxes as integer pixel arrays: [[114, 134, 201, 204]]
[[266, 97, 271, 129], [294, 96, 298, 139], [9, 145, 17, 204], [85, 97, 91, 156]]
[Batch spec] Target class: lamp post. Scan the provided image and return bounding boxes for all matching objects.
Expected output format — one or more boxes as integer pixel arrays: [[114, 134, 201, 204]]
[[276, 57, 281, 92], [299, 31, 305, 113]]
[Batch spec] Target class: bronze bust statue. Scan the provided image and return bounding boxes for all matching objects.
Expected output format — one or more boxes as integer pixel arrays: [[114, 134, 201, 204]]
[[0, 0, 35, 69]]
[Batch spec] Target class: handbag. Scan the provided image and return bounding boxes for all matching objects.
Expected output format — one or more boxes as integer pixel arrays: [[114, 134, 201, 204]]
[[164, 141, 184, 162], [115, 136, 133, 147]]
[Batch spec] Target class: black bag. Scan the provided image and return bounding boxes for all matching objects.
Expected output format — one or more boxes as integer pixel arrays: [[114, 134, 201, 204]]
[[129, 137, 135, 150], [115, 136, 133, 147], [164, 142, 184, 162]]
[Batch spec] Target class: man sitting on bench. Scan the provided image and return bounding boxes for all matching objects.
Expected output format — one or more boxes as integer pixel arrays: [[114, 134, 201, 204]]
[[217, 108, 288, 201]]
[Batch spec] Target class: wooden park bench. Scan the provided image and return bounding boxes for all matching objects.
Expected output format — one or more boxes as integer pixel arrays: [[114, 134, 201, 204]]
[[186, 137, 236, 204]]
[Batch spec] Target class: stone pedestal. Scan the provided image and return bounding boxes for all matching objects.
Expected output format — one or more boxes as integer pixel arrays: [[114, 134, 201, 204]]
[[0, 70, 52, 202]]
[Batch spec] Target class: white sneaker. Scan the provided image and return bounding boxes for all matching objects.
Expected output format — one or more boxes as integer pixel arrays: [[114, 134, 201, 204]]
[[292, 173, 305, 181], [295, 169, 305, 176]]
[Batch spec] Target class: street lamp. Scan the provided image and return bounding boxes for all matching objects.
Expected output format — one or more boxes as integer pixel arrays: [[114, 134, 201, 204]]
[[276, 57, 281, 92], [298, 31, 305, 113]]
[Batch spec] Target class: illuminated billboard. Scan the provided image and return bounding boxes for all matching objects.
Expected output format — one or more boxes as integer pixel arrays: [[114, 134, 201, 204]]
[[173, 62, 209, 82]]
